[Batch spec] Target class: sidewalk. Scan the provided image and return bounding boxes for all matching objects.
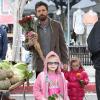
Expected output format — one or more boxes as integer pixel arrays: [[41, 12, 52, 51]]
[[84, 65, 95, 83], [10, 93, 97, 100], [10, 82, 96, 94]]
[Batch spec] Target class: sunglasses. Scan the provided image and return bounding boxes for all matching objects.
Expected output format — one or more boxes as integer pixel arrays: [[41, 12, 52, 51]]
[[47, 62, 59, 65]]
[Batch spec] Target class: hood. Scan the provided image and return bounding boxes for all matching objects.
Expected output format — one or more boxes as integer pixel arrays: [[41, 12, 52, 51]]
[[44, 51, 62, 74]]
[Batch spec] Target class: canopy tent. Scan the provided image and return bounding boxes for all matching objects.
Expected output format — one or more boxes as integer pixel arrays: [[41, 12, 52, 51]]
[[23, 0, 56, 15], [72, 0, 96, 9], [93, 0, 100, 3], [0, 15, 14, 24], [92, 3, 100, 13], [0, 0, 15, 24], [71, 0, 100, 14], [24, 0, 55, 8]]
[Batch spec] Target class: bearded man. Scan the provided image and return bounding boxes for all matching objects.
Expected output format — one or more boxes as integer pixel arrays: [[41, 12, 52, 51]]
[[24, 1, 69, 77]]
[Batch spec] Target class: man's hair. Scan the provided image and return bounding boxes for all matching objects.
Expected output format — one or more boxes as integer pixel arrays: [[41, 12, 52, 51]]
[[35, 1, 48, 11]]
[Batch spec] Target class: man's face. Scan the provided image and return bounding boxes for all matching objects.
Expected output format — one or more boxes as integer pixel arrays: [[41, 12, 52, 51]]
[[36, 5, 48, 21]]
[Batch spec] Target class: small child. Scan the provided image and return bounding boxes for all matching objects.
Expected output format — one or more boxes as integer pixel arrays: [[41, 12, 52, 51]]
[[63, 57, 89, 100], [33, 51, 69, 100]]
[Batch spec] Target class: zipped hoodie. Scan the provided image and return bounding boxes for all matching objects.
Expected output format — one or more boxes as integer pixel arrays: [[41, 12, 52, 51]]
[[33, 51, 69, 100]]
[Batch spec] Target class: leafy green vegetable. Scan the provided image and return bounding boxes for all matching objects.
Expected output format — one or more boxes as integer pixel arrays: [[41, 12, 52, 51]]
[[0, 60, 12, 69], [12, 62, 33, 81], [13, 63, 28, 70]]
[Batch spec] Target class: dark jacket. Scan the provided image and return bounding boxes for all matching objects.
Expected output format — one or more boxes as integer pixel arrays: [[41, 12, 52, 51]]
[[87, 21, 100, 69], [0, 26, 8, 60], [91, 51, 100, 70], [24, 18, 69, 72], [87, 21, 100, 53]]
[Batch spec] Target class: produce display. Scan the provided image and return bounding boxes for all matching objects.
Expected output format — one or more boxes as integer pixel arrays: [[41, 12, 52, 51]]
[[0, 60, 33, 90]]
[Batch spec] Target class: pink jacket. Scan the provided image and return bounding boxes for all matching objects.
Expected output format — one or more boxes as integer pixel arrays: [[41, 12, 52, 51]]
[[63, 67, 89, 100], [33, 51, 69, 100]]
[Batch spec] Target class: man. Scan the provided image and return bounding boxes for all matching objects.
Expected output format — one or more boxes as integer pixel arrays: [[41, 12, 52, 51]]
[[87, 21, 100, 100], [24, 1, 69, 76], [0, 26, 8, 60]]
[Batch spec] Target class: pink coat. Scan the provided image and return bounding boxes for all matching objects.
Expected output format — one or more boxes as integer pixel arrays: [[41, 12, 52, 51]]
[[63, 67, 89, 100], [33, 51, 69, 100]]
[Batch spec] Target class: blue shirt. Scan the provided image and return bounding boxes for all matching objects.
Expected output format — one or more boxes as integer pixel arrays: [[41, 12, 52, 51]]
[[0, 26, 8, 60]]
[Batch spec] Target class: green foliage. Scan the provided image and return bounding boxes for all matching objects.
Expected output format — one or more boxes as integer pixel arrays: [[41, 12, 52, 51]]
[[12, 62, 33, 80], [48, 94, 58, 100], [79, 80, 85, 88], [0, 60, 12, 69]]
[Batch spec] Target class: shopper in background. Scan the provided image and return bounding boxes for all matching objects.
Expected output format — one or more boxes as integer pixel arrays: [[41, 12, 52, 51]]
[[33, 51, 69, 100], [1, 24, 8, 33], [0, 26, 8, 60], [62, 57, 89, 100], [24, 1, 69, 77]]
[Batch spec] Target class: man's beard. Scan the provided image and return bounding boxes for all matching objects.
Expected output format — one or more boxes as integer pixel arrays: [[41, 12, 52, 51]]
[[38, 15, 47, 21]]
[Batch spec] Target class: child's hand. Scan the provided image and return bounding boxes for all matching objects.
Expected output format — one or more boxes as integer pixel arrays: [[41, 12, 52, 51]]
[[55, 94, 63, 100], [79, 80, 85, 88], [48, 94, 63, 100], [42, 97, 47, 100]]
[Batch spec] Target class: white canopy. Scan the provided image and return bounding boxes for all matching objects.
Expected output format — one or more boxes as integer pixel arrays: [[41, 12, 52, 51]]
[[24, 0, 56, 13], [72, 0, 96, 9]]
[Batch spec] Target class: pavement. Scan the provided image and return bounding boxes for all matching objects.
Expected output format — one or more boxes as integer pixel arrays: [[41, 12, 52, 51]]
[[10, 93, 97, 100], [84, 65, 95, 83]]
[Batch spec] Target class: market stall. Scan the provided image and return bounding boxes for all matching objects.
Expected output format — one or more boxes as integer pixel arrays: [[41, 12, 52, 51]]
[[0, 61, 32, 100]]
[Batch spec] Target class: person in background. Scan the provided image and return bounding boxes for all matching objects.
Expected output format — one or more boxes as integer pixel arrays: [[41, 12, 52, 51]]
[[62, 57, 89, 100], [33, 51, 69, 100], [1, 24, 8, 33], [0, 26, 8, 60], [24, 1, 69, 77], [87, 20, 100, 100]]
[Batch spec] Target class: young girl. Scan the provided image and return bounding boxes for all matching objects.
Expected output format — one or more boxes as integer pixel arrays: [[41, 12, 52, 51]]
[[33, 51, 69, 100], [63, 57, 89, 100]]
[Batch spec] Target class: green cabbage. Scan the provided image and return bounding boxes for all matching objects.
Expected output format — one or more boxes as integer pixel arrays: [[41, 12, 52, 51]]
[[0, 60, 12, 69], [12, 62, 33, 81]]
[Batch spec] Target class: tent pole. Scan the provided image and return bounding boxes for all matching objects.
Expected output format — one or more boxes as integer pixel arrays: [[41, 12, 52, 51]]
[[67, 0, 70, 46]]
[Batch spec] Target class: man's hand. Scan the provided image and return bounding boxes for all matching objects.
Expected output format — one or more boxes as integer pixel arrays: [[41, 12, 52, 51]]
[[26, 31, 38, 46], [63, 64, 68, 71]]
